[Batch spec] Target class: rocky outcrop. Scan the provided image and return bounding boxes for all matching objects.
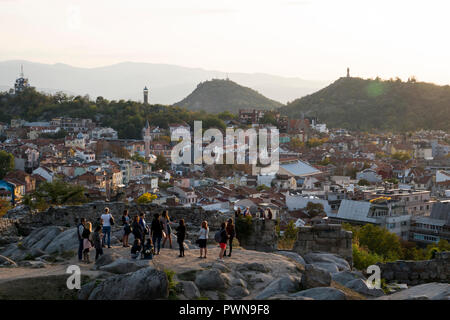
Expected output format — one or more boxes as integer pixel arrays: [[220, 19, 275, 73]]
[[293, 224, 353, 266], [376, 283, 450, 300], [291, 287, 347, 300], [195, 269, 228, 290], [99, 258, 152, 274], [255, 275, 302, 299], [301, 264, 331, 289], [331, 270, 365, 286], [303, 252, 351, 274], [0, 254, 17, 267], [236, 219, 278, 252], [345, 278, 384, 297], [87, 267, 169, 300], [376, 252, 450, 285]]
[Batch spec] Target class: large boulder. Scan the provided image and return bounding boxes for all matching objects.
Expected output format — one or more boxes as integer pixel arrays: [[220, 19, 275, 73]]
[[291, 287, 347, 300], [94, 252, 121, 269], [376, 283, 450, 300], [45, 228, 79, 254], [22, 226, 64, 251], [178, 281, 201, 299], [99, 258, 151, 274], [304, 252, 350, 273], [302, 264, 332, 289], [236, 262, 270, 273], [345, 279, 385, 297], [255, 275, 302, 300], [277, 251, 306, 267], [195, 269, 228, 290], [331, 270, 366, 286], [88, 267, 169, 300]]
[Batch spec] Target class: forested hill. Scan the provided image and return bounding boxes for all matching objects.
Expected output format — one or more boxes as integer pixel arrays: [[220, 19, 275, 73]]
[[0, 88, 230, 139], [280, 77, 450, 132], [174, 79, 283, 114]]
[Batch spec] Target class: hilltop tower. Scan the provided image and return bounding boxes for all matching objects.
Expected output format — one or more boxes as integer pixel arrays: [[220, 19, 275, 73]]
[[143, 86, 149, 105], [346, 67, 350, 78], [14, 65, 30, 94]]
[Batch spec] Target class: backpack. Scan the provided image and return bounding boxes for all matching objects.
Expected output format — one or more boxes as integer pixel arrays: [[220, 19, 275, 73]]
[[214, 231, 221, 243]]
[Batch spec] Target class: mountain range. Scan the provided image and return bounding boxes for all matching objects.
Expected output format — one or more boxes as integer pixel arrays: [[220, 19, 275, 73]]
[[0, 60, 328, 104]]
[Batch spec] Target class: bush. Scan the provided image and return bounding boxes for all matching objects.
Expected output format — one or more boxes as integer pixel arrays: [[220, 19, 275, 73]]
[[164, 269, 179, 300], [352, 243, 384, 270]]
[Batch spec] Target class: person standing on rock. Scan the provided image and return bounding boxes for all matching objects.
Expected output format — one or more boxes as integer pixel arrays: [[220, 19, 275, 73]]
[[225, 218, 235, 257], [77, 218, 86, 262], [122, 210, 131, 247], [151, 213, 164, 255], [218, 222, 229, 262], [101, 207, 113, 249], [198, 220, 209, 259], [92, 225, 104, 261], [82, 222, 93, 263], [139, 212, 149, 243], [161, 210, 173, 249], [131, 215, 143, 243], [176, 219, 186, 257]]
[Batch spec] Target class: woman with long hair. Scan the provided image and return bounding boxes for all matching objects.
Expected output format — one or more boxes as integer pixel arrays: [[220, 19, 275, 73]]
[[161, 210, 173, 249], [82, 222, 93, 263], [198, 220, 209, 259], [225, 218, 235, 257]]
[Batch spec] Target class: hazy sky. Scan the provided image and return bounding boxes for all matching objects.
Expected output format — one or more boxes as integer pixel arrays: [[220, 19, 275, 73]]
[[1, 0, 450, 83]]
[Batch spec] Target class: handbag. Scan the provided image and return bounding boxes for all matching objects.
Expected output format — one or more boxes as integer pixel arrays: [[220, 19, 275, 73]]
[[109, 214, 115, 226]]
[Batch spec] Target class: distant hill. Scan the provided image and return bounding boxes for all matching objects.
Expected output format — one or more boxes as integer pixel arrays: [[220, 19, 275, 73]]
[[174, 79, 283, 114], [280, 77, 450, 132], [0, 60, 328, 104]]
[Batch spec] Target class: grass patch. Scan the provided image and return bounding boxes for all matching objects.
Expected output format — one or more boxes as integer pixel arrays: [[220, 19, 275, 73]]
[[0, 275, 91, 300], [164, 269, 179, 300]]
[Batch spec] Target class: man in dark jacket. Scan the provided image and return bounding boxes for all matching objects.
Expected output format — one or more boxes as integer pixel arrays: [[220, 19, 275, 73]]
[[151, 213, 164, 255], [77, 218, 86, 262]]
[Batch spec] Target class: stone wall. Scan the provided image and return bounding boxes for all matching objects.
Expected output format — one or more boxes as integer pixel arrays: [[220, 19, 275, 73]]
[[237, 218, 278, 252], [377, 251, 450, 285], [292, 224, 353, 266], [0, 218, 17, 236], [1, 202, 231, 237]]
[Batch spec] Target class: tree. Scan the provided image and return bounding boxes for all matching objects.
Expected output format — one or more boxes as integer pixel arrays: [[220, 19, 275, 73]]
[[358, 179, 371, 186], [136, 192, 157, 204], [256, 184, 270, 192], [29, 179, 87, 209], [154, 154, 169, 171], [391, 151, 411, 162], [290, 137, 305, 149], [0, 151, 14, 179], [0, 198, 11, 217], [305, 202, 324, 217]]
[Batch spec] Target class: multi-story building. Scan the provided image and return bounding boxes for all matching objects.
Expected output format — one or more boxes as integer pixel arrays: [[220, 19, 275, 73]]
[[238, 109, 266, 124], [409, 201, 450, 245]]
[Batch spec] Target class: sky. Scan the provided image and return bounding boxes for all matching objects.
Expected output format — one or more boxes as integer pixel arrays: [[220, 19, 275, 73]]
[[1, 0, 450, 84]]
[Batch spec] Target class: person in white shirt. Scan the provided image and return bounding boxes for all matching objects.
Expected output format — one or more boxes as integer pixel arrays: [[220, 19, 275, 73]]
[[101, 207, 113, 248], [198, 221, 209, 259]]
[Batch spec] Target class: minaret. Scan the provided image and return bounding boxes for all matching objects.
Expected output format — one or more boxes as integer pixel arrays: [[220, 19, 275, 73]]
[[347, 67, 350, 78], [143, 86, 149, 105], [143, 119, 151, 158]]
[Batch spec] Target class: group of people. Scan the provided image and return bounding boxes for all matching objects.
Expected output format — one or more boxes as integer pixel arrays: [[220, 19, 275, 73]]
[[235, 206, 273, 220], [76, 207, 238, 264]]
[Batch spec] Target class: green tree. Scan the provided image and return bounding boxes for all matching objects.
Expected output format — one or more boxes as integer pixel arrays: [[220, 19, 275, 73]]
[[305, 202, 324, 217], [29, 179, 87, 209], [154, 154, 169, 171], [358, 179, 371, 186], [0, 150, 14, 179]]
